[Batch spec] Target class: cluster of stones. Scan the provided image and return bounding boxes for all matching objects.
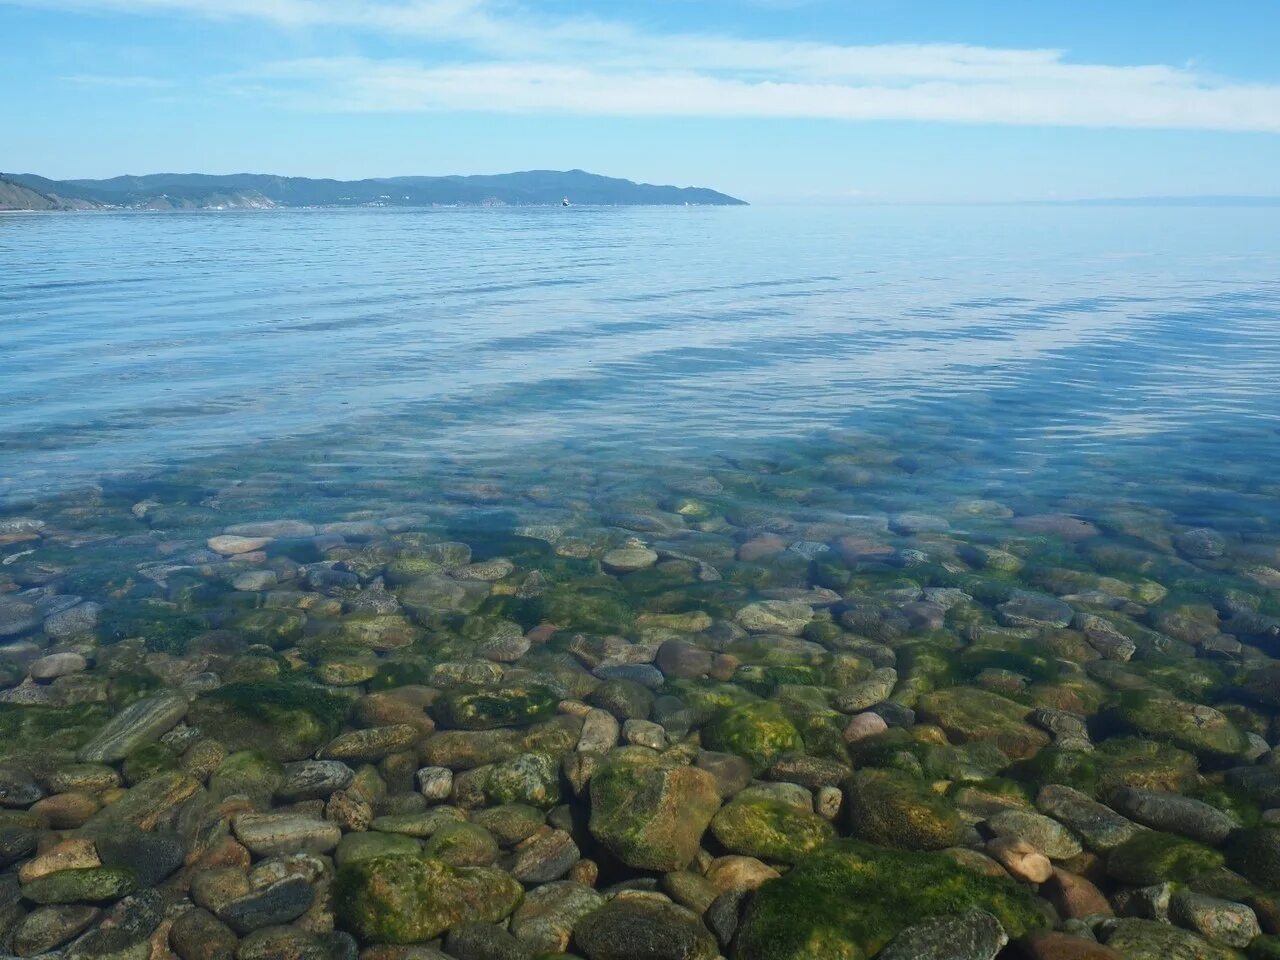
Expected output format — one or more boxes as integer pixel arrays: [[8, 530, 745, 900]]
[[1, 476, 1280, 960]]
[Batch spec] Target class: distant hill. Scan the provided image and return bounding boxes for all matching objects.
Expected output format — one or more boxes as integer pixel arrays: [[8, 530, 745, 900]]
[[0, 169, 746, 211]]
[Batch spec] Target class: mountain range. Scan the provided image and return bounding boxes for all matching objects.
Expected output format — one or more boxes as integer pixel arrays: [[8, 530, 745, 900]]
[[0, 170, 746, 211]]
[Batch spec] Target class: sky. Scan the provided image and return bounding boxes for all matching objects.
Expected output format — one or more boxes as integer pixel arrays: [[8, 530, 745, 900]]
[[3, 0, 1280, 202]]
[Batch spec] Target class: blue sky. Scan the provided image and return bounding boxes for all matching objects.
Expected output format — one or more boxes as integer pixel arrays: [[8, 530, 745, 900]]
[[3, 0, 1279, 202]]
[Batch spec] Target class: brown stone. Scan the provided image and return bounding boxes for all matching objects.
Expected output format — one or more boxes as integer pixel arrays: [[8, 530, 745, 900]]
[[1043, 868, 1112, 919]]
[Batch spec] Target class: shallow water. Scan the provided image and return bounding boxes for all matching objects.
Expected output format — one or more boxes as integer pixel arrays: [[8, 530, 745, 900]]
[[3, 205, 1280, 957]]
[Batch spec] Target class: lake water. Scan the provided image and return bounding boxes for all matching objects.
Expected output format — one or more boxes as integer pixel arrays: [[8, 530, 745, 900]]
[[3, 205, 1280, 957]]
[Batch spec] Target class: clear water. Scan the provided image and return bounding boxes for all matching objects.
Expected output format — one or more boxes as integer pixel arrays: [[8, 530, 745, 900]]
[[4, 205, 1279, 518]]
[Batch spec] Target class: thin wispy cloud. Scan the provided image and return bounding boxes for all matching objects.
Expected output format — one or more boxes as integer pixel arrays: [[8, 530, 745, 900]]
[[14, 0, 1280, 131]]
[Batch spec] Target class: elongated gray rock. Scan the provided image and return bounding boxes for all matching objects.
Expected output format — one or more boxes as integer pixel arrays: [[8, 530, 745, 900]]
[[78, 692, 188, 763], [1109, 787, 1240, 846]]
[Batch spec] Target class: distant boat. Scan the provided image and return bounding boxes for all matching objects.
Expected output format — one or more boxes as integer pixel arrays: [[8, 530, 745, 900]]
[[562, 197, 571, 207]]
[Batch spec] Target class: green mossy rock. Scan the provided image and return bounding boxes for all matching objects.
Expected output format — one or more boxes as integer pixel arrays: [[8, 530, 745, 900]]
[[588, 760, 721, 872], [916, 688, 1050, 760], [703, 702, 804, 775], [710, 794, 835, 863], [574, 898, 718, 960], [0, 703, 110, 762], [422, 822, 500, 867], [845, 768, 969, 851], [1114, 691, 1250, 761], [1227, 826, 1280, 889], [435, 685, 559, 731], [333, 854, 523, 944], [484, 752, 562, 808], [734, 840, 1043, 960], [536, 586, 634, 633], [22, 866, 137, 904], [189, 682, 349, 762], [1106, 831, 1225, 886], [1101, 917, 1242, 960]]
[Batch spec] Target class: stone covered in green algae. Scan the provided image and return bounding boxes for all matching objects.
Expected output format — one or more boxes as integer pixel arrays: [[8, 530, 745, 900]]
[[0, 703, 110, 762], [588, 759, 721, 872], [434, 685, 559, 731], [574, 898, 719, 960], [536, 585, 634, 633], [844, 767, 969, 851], [22, 866, 138, 904], [1017, 736, 1200, 798], [333, 854, 523, 944], [1227, 826, 1280, 890], [734, 839, 1043, 960], [484, 751, 562, 808], [1106, 830, 1226, 886], [916, 687, 1050, 760], [703, 702, 804, 774], [710, 793, 835, 863], [1113, 691, 1251, 761], [188, 682, 350, 762]]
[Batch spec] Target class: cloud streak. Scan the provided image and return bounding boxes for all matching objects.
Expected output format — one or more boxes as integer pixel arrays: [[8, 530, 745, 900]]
[[15, 0, 1280, 131]]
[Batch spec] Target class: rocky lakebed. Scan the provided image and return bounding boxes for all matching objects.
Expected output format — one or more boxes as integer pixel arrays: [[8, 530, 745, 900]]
[[2, 442, 1280, 960]]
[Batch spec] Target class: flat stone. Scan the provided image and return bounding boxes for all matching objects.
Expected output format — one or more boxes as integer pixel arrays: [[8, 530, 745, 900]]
[[232, 813, 341, 856], [601, 547, 659, 574], [224, 520, 316, 538], [29, 652, 89, 680], [318, 724, 420, 760], [78, 691, 188, 763], [43, 602, 101, 639], [207, 535, 272, 555]]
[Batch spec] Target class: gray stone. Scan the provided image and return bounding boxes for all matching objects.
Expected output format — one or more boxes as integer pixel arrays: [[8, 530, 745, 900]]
[[232, 813, 341, 856], [986, 809, 1083, 859], [997, 591, 1074, 629], [509, 881, 604, 955], [42, 602, 101, 640], [1109, 788, 1239, 846], [878, 910, 1008, 960], [78, 692, 188, 763], [1036, 784, 1140, 851], [276, 761, 354, 802], [216, 876, 315, 934], [1169, 890, 1260, 949], [12, 905, 100, 956]]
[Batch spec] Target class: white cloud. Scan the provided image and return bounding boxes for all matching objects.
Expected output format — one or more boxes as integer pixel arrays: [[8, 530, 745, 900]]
[[14, 0, 1280, 131]]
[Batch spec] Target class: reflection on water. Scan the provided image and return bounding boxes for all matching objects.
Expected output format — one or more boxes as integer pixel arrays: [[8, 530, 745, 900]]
[[3, 205, 1279, 499]]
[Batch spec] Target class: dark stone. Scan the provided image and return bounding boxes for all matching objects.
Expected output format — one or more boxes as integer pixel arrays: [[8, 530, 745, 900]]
[[168, 907, 238, 960], [216, 877, 315, 935], [444, 921, 534, 960], [94, 829, 187, 888], [573, 899, 717, 960]]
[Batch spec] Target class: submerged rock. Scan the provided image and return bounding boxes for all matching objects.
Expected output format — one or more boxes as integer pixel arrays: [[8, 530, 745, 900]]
[[333, 854, 523, 944]]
